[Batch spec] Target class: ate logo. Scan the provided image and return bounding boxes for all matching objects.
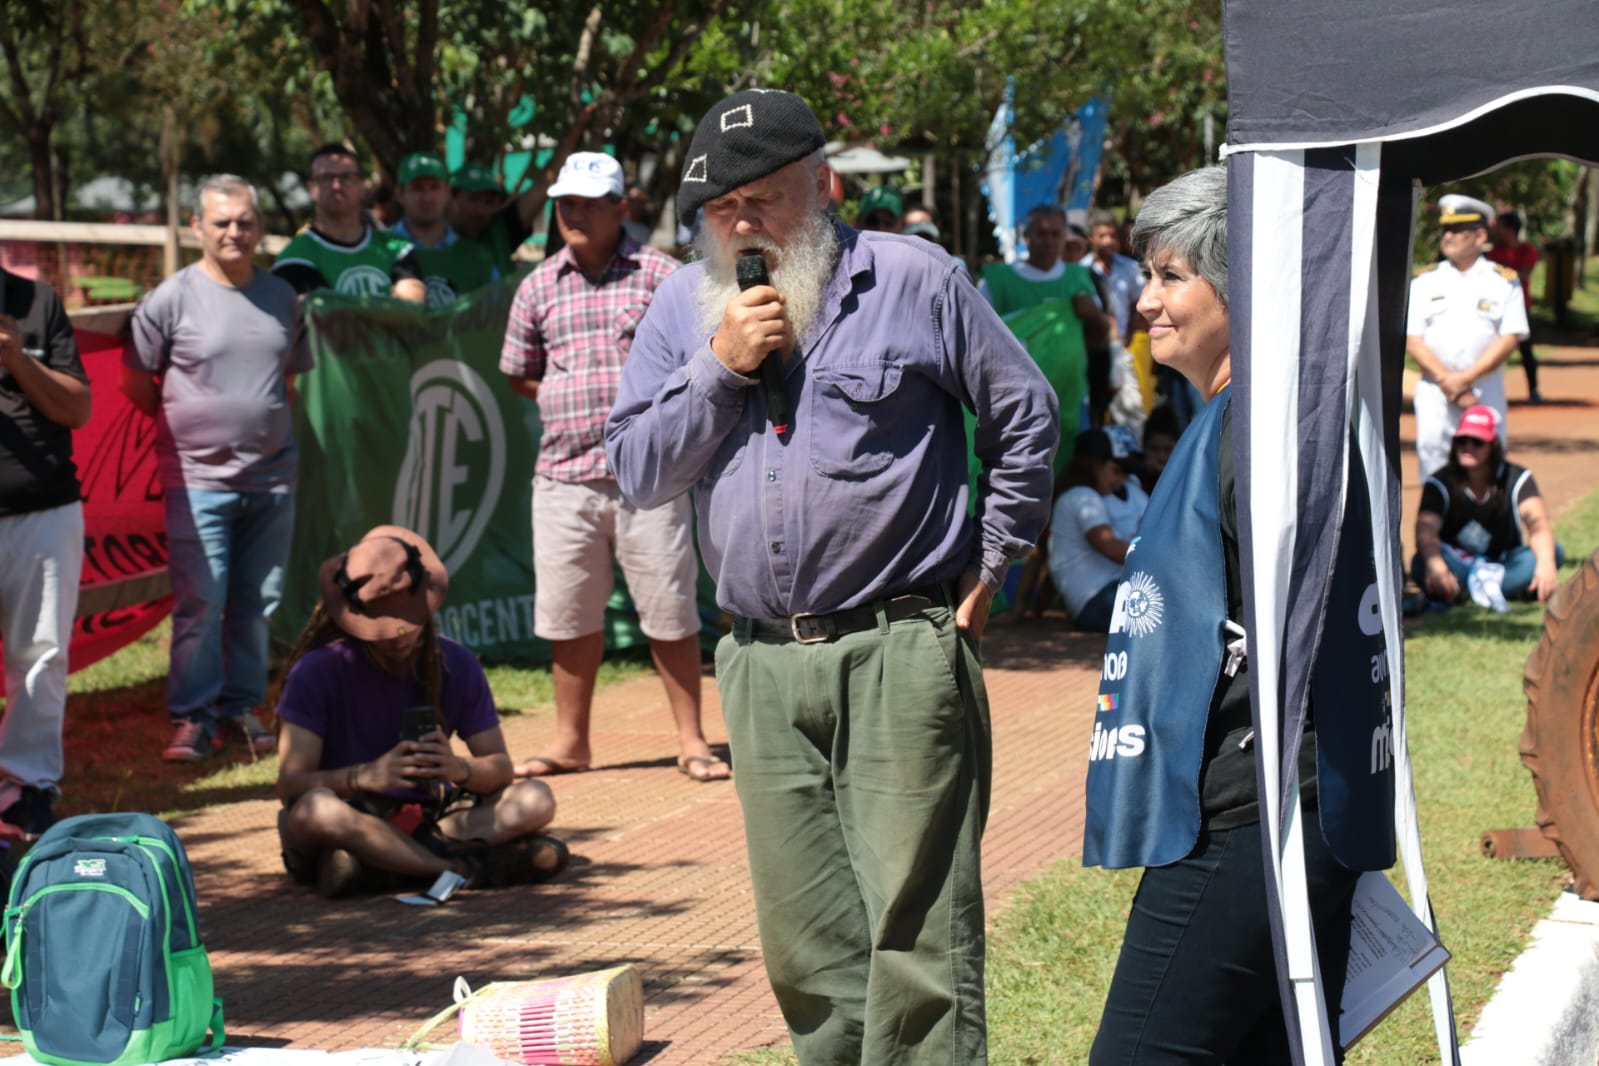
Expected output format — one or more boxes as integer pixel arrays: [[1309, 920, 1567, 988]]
[[335, 265, 394, 296], [424, 275, 459, 310], [392, 360, 507, 575]]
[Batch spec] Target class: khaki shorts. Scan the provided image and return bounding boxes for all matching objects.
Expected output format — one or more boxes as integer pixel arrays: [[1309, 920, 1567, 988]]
[[531, 476, 700, 641]]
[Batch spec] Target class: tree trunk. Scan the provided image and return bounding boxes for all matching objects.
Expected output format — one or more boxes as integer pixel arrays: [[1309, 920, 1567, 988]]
[[28, 132, 56, 221], [1581, 166, 1597, 287], [26, 131, 63, 294], [161, 106, 181, 278], [950, 152, 962, 261]]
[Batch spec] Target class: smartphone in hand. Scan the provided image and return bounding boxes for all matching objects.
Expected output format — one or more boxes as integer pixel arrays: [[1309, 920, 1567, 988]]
[[400, 705, 439, 742]]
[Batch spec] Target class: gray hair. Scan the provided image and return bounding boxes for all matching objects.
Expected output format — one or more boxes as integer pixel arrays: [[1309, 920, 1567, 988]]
[[1130, 166, 1228, 306], [193, 174, 261, 220]]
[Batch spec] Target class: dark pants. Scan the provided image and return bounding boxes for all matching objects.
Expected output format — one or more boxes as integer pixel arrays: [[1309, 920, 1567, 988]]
[[1090, 819, 1360, 1065], [717, 601, 991, 1065], [1087, 346, 1112, 428], [1074, 579, 1119, 631], [1519, 330, 1539, 396]]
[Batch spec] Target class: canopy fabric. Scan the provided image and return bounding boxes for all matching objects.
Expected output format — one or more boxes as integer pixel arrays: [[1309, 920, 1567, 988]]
[[1225, 0, 1599, 153], [1222, 5, 1599, 1063]]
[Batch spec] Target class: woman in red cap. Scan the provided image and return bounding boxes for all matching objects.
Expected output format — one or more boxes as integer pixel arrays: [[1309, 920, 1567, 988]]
[[274, 525, 565, 897], [1412, 404, 1563, 612]]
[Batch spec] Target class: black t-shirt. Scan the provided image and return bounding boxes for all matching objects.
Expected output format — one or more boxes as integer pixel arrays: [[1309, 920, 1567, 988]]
[[1419, 462, 1536, 559], [1198, 401, 1320, 829], [0, 269, 86, 516]]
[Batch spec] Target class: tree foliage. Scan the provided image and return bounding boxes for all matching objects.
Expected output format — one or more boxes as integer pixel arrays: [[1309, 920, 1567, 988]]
[[0, 0, 1583, 253], [247, 0, 756, 196]]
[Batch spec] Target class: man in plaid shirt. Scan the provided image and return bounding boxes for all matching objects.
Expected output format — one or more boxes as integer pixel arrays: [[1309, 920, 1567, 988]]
[[500, 152, 729, 783]]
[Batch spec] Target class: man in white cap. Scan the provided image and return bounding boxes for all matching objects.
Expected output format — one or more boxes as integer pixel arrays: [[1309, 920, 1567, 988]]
[[1406, 193, 1528, 478], [499, 152, 727, 784]]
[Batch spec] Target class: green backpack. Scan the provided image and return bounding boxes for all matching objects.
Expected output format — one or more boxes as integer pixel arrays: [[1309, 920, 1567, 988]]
[[2, 813, 224, 1065]]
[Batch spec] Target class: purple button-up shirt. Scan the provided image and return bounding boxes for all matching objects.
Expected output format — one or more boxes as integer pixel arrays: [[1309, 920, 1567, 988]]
[[605, 224, 1058, 618]]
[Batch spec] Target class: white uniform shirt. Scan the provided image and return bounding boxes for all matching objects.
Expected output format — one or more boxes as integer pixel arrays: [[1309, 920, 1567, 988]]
[[1046, 478, 1150, 617], [1405, 256, 1528, 477], [1406, 256, 1529, 373]]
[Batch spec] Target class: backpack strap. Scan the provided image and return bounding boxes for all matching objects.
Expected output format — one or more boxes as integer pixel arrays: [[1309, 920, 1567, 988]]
[[1, 919, 22, 990], [197, 998, 226, 1057]]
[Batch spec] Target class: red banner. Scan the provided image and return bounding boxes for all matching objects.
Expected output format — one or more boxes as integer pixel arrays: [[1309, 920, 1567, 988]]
[[69, 330, 172, 672], [0, 330, 172, 678]]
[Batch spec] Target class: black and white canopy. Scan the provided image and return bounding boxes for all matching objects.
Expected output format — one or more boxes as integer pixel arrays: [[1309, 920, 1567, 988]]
[[1222, 3, 1599, 1062]]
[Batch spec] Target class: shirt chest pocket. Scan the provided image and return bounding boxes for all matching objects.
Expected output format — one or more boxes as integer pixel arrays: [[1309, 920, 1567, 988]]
[[808, 362, 921, 480]]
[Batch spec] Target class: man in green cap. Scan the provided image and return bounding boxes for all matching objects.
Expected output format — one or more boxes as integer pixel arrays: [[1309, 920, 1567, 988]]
[[449, 162, 535, 278], [857, 184, 903, 232], [392, 152, 499, 309]]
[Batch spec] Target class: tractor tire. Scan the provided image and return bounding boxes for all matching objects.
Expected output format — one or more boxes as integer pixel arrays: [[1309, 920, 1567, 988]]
[[1521, 548, 1599, 899]]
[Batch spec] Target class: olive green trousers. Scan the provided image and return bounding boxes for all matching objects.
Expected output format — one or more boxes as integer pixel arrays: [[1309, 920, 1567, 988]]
[[717, 602, 992, 1065]]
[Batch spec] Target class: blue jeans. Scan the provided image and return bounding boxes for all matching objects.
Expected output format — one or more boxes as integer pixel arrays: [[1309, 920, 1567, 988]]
[[1409, 542, 1566, 603], [164, 490, 295, 731], [1074, 579, 1120, 631]]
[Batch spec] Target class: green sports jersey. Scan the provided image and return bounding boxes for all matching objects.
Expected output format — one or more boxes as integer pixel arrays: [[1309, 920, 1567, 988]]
[[412, 239, 497, 309], [461, 205, 532, 277], [273, 227, 415, 297], [979, 260, 1097, 318]]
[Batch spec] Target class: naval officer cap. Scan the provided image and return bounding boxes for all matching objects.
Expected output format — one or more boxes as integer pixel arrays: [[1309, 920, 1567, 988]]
[[1438, 194, 1495, 227], [677, 89, 826, 226]]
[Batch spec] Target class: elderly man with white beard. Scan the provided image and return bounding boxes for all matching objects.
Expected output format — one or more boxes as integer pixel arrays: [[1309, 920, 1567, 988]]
[[605, 89, 1058, 1065]]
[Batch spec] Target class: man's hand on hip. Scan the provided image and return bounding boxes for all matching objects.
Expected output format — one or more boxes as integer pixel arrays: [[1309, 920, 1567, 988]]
[[955, 570, 993, 642]]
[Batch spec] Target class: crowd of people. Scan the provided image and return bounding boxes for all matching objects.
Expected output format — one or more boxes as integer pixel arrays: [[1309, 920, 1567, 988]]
[[0, 83, 1569, 1064]]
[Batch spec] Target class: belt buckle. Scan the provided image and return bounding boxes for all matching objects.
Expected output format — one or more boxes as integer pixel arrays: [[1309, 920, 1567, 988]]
[[789, 613, 833, 644]]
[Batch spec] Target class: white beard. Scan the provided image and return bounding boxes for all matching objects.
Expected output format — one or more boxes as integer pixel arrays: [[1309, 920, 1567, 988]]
[[693, 211, 840, 346]]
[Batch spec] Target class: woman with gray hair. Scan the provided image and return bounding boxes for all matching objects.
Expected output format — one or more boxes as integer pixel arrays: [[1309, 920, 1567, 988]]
[[1082, 165, 1389, 1063]]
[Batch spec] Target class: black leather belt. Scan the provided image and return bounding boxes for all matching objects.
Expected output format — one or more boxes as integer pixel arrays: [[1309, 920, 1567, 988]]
[[738, 583, 950, 644]]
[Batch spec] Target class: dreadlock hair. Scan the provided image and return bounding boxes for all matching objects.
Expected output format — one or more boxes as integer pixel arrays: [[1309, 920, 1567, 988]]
[[271, 600, 446, 722]]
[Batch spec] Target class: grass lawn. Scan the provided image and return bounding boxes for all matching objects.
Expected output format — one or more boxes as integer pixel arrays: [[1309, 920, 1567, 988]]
[[27, 627, 649, 823]]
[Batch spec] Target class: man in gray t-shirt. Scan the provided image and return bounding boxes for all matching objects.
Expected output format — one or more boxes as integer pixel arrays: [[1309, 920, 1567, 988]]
[[123, 175, 313, 762]]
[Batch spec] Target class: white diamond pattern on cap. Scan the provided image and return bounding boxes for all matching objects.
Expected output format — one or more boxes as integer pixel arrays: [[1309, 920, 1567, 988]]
[[683, 154, 709, 183], [720, 104, 755, 132]]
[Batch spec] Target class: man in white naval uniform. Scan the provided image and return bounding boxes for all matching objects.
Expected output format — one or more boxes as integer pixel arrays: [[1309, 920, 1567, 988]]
[[1406, 193, 1528, 479]]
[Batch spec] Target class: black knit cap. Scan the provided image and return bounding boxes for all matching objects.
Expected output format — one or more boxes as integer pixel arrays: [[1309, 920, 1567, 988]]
[[677, 89, 826, 226]]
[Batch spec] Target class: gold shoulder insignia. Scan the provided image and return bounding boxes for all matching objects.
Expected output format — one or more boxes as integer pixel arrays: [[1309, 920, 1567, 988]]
[[1493, 262, 1519, 282]]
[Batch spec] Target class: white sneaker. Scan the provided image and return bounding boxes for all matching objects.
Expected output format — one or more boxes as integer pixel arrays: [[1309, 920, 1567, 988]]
[[163, 720, 211, 762], [1476, 561, 1510, 613], [1467, 562, 1510, 613]]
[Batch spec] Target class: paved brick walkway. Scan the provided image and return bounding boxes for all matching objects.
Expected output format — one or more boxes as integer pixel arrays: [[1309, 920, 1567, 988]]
[[6, 351, 1596, 1064], [164, 623, 1108, 1063]]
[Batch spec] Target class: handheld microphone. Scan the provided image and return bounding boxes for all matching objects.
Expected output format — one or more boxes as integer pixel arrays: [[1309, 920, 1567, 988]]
[[735, 250, 790, 437]]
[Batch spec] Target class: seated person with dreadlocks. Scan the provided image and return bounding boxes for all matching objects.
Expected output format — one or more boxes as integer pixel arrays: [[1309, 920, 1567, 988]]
[[276, 525, 566, 898]]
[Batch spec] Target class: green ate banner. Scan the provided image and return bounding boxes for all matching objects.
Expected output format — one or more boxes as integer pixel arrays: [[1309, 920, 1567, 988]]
[[275, 276, 719, 663]]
